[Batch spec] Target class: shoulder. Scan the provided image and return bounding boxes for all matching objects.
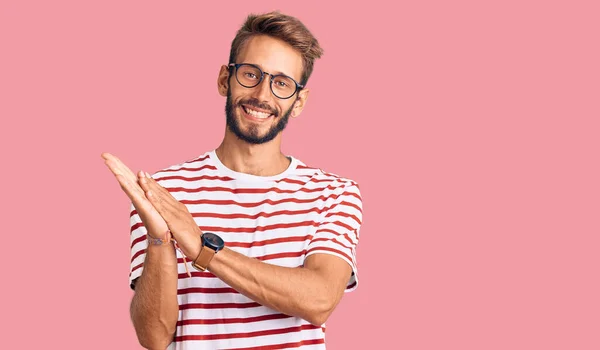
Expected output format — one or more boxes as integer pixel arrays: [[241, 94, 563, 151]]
[[293, 159, 362, 201]]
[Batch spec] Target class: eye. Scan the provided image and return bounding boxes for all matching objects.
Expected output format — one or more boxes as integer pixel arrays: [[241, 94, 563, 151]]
[[244, 72, 258, 79], [275, 80, 288, 87]]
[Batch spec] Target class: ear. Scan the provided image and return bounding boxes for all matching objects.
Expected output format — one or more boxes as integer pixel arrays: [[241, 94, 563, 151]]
[[217, 65, 230, 97], [290, 88, 309, 118]]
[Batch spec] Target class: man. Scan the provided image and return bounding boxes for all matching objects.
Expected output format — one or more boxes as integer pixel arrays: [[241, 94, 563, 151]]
[[102, 11, 363, 349]]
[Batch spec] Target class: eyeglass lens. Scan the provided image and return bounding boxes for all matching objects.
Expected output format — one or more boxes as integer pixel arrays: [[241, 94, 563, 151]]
[[236, 64, 297, 99]]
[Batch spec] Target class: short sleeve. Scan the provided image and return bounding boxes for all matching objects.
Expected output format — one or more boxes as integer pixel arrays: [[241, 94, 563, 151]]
[[129, 203, 149, 290], [306, 182, 363, 292]]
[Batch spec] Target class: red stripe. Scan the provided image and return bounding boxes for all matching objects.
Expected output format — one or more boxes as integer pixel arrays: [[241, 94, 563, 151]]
[[256, 250, 306, 261], [178, 287, 239, 295], [131, 228, 356, 263], [130, 192, 360, 217], [155, 174, 235, 182], [310, 237, 352, 250], [201, 221, 318, 234], [130, 249, 308, 272], [130, 248, 145, 263], [345, 191, 361, 201], [131, 200, 350, 221], [130, 226, 357, 262], [190, 208, 324, 220], [306, 246, 353, 264], [179, 301, 261, 310], [328, 220, 354, 232], [227, 235, 312, 248], [183, 154, 210, 163], [162, 184, 341, 195], [230, 338, 325, 350], [130, 230, 146, 248], [130, 224, 320, 250], [177, 313, 291, 326], [132, 239, 311, 264], [276, 177, 341, 185], [324, 210, 362, 225], [174, 324, 321, 341], [132, 235, 313, 264], [314, 228, 357, 246], [343, 231, 357, 245], [314, 228, 339, 236], [131, 262, 143, 275], [333, 200, 362, 213], [128, 195, 360, 219], [276, 178, 308, 185], [159, 164, 217, 173], [180, 190, 358, 207], [131, 220, 316, 249], [178, 271, 217, 279], [175, 249, 304, 263], [296, 164, 317, 170]]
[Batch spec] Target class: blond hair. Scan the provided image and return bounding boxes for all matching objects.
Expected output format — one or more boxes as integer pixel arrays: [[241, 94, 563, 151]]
[[228, 11, 324, 85]]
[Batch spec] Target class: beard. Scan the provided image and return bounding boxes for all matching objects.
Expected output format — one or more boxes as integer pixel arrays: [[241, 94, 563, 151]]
[[225, 87, 295, 145]]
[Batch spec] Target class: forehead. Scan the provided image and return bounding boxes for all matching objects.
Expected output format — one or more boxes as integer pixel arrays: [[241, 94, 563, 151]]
[[236, 35, 303, 81]]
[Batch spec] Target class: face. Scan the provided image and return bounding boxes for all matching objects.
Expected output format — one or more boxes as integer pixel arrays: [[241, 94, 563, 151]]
[[218, 35, 309, 145]]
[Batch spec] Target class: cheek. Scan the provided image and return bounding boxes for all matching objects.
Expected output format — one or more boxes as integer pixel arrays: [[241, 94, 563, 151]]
[[279, 101, 294, 111]]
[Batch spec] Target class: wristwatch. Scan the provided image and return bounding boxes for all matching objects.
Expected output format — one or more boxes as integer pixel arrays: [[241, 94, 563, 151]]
[[192, 232, 225, 271]]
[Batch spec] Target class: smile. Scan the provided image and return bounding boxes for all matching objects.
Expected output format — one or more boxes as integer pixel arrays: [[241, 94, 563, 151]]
[[241, 105, 274, 120]]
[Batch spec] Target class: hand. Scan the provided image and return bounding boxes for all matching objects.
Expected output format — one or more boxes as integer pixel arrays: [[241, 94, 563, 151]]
[[137, 172, 203, 258], [101, 152, 169, 239]]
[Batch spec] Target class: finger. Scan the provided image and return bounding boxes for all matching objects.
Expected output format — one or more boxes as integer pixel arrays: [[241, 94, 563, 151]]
[[105, 160, 147, 200], [104, 153, 138, 183], [143, 175, 181, 209], [142, 177, 182, 224], [114, 173, 149, 209], [103, 156, 151, 205], [103, 157, 135, 183], [145, 174, 176, 198], [102, 153, 139, 187], [114, 172, 165, 222]]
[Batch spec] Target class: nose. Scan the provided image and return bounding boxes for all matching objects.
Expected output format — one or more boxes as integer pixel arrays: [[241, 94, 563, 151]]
[[250, 74, 273, 103]]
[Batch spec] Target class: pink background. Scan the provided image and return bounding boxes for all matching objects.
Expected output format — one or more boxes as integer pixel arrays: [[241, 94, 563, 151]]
[[2, 0, 599, 349]]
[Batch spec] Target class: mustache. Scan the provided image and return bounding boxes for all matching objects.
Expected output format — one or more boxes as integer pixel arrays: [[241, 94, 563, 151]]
[[238, 98, 278, 117]]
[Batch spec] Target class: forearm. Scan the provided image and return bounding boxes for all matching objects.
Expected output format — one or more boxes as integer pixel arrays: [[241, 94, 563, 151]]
[[130, 244, 179, 350], [208, 248, 336, 326]]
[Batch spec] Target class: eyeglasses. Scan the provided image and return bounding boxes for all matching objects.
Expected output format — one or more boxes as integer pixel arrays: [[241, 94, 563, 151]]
[[229, 63, 304, 100]]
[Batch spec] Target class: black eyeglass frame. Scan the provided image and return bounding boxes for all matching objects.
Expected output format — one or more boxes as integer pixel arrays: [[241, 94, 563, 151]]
[[228, 63, 305, 100]]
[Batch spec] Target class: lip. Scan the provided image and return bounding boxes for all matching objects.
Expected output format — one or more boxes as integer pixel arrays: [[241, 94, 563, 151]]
[[240, 105, 273, 122]]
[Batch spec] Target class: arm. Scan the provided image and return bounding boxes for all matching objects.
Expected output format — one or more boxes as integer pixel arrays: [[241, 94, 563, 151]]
[[130, 243, 179, 350], [209, 248, 352, 326], [101, 153, 179, 350]]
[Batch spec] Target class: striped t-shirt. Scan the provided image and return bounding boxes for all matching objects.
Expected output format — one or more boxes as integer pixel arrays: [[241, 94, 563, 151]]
[[129, 150, 363, 349]]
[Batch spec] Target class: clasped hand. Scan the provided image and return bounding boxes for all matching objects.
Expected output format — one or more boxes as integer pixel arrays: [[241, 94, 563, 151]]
[[101, 152, 202, 258]]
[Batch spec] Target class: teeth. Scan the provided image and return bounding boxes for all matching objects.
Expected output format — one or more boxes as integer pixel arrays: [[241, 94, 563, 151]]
[[244, 106, 271, 119]]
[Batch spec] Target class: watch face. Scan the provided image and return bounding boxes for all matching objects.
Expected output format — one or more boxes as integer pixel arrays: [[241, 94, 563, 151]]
[[203, 232, 225, 250]]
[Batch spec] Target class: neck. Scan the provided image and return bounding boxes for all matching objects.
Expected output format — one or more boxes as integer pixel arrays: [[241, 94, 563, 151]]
[[215, 129, 290, 177]]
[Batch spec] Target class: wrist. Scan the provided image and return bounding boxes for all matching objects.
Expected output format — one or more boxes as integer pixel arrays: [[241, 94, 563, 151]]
[[174, 232, 203, 261], [147, 229, 172, 242], [146, 232, 176, 254]]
